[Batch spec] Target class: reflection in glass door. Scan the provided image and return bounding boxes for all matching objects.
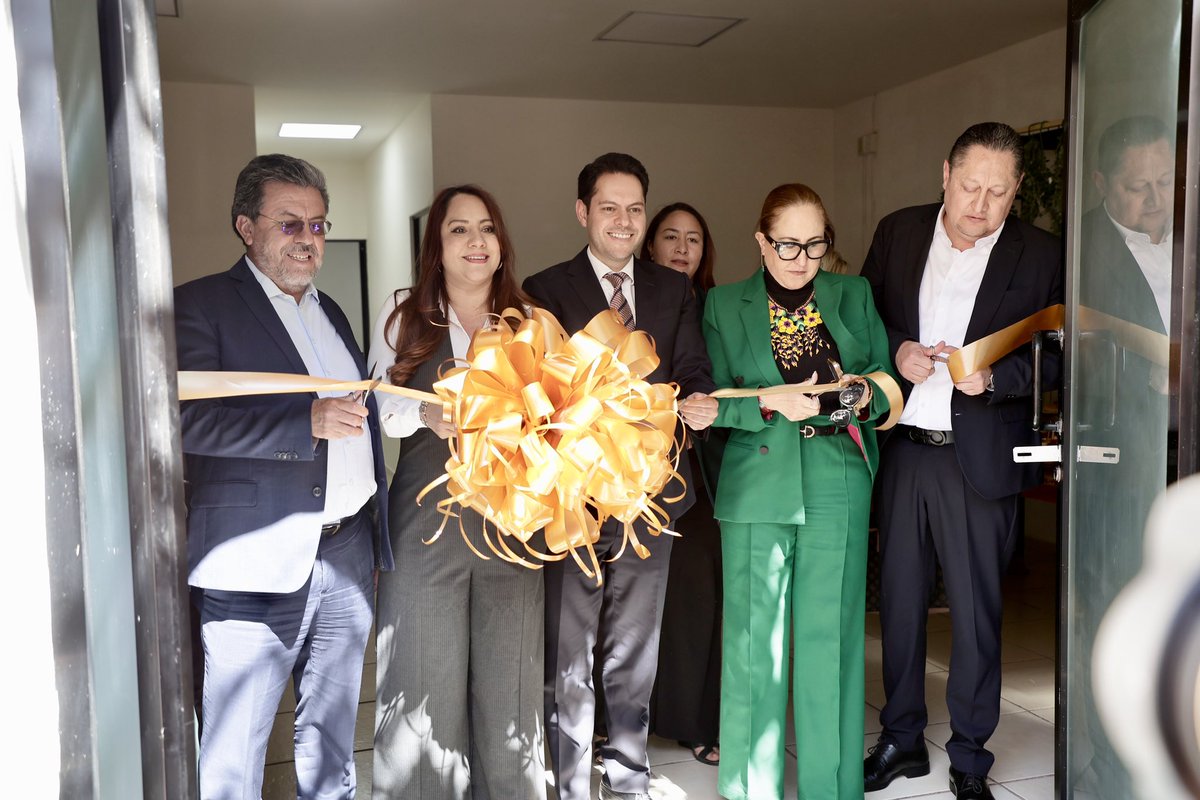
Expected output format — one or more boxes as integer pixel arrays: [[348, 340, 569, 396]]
[[1063, 0, 1182, 796]]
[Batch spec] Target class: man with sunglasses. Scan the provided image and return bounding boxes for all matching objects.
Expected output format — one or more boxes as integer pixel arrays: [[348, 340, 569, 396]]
[[175, 154, 393, 798], [861, 123, 1063, 800]]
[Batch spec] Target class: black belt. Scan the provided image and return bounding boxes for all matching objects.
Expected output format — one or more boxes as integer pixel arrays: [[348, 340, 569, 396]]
[[321, 503, 367, 537], [801, 424, 844, 439], [900, 425, 954, 446]]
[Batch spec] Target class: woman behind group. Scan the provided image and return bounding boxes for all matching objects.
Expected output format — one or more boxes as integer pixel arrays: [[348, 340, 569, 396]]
[[641, 203, 724, 767], [368, 185, 545, 799], [702, 184, 895, 799]]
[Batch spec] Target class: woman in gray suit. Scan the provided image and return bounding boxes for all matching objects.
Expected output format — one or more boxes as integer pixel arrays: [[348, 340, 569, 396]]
[[368, 185, 545, 799]]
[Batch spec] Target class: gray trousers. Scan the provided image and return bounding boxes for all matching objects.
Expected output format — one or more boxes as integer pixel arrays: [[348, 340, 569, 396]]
[[373, 516, 546, 799], [198, 515, 375, 800], [544, 518, 673, 800]]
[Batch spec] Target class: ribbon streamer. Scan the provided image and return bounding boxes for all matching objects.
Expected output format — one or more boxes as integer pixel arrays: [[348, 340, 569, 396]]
[[946, 303, 1169, 383], [711, 370, 904, 431], [177, 308, 685, 586], [178, 370, 438, 403]]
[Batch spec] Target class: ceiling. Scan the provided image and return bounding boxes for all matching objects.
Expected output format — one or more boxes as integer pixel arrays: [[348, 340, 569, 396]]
[[155, 0, 1067, 158]]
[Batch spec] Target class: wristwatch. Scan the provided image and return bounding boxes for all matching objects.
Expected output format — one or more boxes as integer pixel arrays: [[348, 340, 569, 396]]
[[985, 372, 995, 393]]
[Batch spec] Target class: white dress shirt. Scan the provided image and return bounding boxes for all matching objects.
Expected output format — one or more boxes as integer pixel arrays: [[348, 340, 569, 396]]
[[245, 258, 376, 522], [898, 208, 1004, 431], [367, 290, 472, 438], [587, 249, 637, 321], [1107, 207, 1172, 331]]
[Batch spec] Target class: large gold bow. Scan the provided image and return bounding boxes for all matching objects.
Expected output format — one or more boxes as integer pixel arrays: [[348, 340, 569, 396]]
[[418, 308, 682, 583]]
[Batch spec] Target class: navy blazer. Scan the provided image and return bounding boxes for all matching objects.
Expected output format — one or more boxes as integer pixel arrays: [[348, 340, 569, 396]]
[[862, 204, 1065, 500], [523, 248, 716, 518], [175, 257, 394, 593]]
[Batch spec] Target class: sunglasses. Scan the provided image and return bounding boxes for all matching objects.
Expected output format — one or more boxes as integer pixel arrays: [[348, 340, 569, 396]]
[[259, 214, 332, 237]]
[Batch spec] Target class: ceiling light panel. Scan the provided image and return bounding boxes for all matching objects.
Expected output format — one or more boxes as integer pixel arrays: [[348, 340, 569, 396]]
[[278, 123, 362, 140], [596, 12, 744, 47]]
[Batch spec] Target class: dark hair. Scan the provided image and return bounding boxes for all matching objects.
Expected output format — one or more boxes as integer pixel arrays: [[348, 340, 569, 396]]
[[1098, 115, 1172, 177], [756, 184, 835, 249], [947, 122, 1024, 179], [640, 202, 716, 292], [231, 154, 329, 243], [384, 185, 534, 388], [577, 152, 649, 207]]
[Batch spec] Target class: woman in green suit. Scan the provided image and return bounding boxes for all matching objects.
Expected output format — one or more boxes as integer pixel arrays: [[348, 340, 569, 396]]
[[702, 184, 896, 800]]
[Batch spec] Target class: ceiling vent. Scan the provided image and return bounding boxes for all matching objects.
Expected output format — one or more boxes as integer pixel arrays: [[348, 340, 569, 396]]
[[596, 11, 744, 47]]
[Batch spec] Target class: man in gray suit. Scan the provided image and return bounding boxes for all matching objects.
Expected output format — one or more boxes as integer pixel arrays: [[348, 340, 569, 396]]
[[175, 154, 393, 799]]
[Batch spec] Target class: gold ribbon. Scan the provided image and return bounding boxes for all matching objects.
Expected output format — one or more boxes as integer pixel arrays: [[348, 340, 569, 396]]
[[946, 303, 1168, 382], [711, 370, 904, 431], [177, 308, 684, 585], [178, 370, 438, 402], [419, 307, 682, 584]]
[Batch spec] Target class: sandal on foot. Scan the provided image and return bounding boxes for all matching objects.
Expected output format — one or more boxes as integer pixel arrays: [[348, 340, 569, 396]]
[[679, 740, 719, 766]]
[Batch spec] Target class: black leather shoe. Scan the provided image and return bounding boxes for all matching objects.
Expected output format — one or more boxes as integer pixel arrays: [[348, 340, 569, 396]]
[[949, 766, 994, 799], [863, 740, 930, 791]]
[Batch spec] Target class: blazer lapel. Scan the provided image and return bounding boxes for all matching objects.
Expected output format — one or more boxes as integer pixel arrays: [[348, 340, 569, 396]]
[[229, 257, 310, 376], [901, 206, 939, 338], [965, 220, 1022, 342], [812, 270, 847, 347], [632, 258, 660, 335], [739, 275, 785, 386], [565, 248, 611, 317]]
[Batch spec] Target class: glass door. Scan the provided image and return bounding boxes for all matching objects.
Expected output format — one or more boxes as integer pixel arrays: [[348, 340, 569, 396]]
[[1062, 0, 1184, 795]]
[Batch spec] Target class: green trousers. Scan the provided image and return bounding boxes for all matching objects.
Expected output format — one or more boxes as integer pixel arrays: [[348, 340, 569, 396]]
[[718, 434, 870, 800]]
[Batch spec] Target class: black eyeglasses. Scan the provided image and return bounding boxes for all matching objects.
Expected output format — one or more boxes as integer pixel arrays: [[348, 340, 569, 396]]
[[764, 234, 830, 261], [259, 214, 333, 237]]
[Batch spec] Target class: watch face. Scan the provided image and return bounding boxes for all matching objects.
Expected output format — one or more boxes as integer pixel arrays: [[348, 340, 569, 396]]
[[830, 408, 853, 429], [838, 383, 865, 408]]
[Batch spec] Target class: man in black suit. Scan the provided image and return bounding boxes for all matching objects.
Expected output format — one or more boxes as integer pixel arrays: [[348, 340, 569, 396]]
[[860, 123, 1064, 800], [1072, 116, 1174, 796], [523, 152, 717, 800]]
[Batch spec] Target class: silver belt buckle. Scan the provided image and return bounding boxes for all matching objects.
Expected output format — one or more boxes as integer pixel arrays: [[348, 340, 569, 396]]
[[801, 425, 816, 439]]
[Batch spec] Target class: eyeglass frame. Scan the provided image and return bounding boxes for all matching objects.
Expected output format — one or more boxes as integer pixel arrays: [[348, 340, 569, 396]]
[[763, 233, 831, 261], [258, 214, 333, 237], [829, 382, 866, 429]]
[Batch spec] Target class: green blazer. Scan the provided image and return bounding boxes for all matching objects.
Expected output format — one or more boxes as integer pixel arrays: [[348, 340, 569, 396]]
[[702, 269, 896, 525]]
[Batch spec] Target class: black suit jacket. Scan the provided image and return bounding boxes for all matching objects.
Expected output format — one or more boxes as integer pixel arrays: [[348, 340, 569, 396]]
[[862, 204, 1064, 500], [523, 248, 715, 517], [175, 257, 394, 592]]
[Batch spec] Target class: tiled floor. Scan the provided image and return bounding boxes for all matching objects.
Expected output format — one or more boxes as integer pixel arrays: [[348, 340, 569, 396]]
[[261, 537, 1057, 799]]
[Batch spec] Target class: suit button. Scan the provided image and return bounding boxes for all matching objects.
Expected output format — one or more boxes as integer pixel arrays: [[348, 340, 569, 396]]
[[312, 486, 323, 497], [759, 445, 769, 455], [734, 376, 745, 386]]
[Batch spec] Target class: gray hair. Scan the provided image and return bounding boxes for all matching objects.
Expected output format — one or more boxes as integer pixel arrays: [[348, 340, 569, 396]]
[[230, 154, 329, 242]]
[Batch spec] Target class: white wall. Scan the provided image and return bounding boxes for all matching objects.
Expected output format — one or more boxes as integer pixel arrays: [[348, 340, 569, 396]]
[[833, 27, 1068, 271], [315, 157, 369, 241], [366, 96, 433, 316], [430, 94, 834, 287], [161, 81, 257, 285]]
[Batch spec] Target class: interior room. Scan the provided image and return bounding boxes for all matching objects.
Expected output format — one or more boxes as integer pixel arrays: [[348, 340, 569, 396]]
[[151, 2, 1066, 797]]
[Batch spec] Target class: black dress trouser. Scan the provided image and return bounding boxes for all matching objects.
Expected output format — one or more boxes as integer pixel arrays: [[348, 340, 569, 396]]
[[876, 436, 1019, 777]]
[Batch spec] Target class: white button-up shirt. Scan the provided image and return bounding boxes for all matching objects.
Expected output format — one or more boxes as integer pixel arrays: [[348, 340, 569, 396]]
[[1107, 207, 1172, 331], [245, 258, 376, 522], [588, 249, 637, 321], [898, 207, 1003, 431]]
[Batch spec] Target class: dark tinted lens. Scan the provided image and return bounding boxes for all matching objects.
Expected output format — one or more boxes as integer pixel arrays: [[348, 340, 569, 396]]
[[311, 220, 332, 236], [829, 408, 853, 429], [839, 383, 865, 408], [278, 219, 302, 235]]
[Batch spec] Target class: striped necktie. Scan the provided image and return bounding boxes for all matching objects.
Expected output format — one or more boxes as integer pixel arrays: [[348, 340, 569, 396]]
[[603, 271, 634, 330]]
